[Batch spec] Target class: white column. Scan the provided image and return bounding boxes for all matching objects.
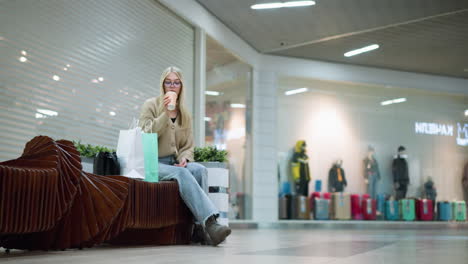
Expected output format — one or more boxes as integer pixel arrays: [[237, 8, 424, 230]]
[[194, 27, 206, 147], [252, 70, 279, 222]]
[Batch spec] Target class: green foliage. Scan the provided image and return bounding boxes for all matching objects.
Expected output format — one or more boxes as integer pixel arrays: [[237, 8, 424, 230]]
[[194, 146, 228, 163], [73, 141, 115, 158]]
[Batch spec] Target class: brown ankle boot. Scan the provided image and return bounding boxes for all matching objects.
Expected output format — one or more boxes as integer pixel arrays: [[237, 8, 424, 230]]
[[205, 215, 231, 246]]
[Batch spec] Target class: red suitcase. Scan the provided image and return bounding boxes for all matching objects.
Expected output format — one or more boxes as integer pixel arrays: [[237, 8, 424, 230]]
[[351, 194, 370, 220], [362, 198, 377, 220], [416, 199, 434, 221], [309, 192, 331, 218]]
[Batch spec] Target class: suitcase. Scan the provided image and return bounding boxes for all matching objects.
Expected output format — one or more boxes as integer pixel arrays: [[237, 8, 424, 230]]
[[309, 192, 331, 217], [281, 182, 292, 196], [452, 201, 467, 221], [279, 194, 292, 219], [314, 180, 322, 192], [331, 192, 351, 220], [416, 199, 433, 221], [314, 198, 330, 220], [399, 199, 415, 221], [351, 194, 370, 220], [385, 200, 399, 220], [438, 201, 452, 221], [292, 195, 310, 220], [363, 198, 377, 220], [376, 194, 386, 220]]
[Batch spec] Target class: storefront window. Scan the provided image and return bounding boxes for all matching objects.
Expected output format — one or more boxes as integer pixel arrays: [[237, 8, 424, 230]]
[[277, 77, 468, 202], [205, 36, 253, 219]]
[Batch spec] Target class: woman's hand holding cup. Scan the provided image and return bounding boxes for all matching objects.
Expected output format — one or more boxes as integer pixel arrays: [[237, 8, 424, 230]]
[[164, 91, 178, 115]]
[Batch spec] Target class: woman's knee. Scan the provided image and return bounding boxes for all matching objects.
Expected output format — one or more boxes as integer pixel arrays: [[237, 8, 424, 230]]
[[188, 163, 208, 176]]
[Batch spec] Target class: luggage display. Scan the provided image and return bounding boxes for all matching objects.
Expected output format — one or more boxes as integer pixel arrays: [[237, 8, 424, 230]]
[[331, 192, 351, 220], [376, 194, 386, 220], [314, 198, 330, 220], [399, 199, 415, 221], [351, 194, 370, 220], [279, 194, 292, 219], [452, 201, 467, 221], [385, 200, 399, 220], [416, 199, 433, 221], [362, 198, 377, 220], [438, 201, 452, 221], [291, 195, 310, 220]]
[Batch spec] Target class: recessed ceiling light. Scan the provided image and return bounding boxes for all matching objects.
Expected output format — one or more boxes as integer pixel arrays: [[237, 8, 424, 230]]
[[251, 1, 315, 10], [380, 97, 407, 106], [344, 44, 379, 57], [21, 50, 27, 56], [36, 109, 58, 116], [98, 77, 104, 82], [465, 109, 468, 116], [231, 103, 246, 108], [109, 111, 116, 116], [205, 91, 220, 96], [285, 87, 308, 96], [63, 67, 68, 71], [52, 75, 60, 81], [19, 56, 27, 62]]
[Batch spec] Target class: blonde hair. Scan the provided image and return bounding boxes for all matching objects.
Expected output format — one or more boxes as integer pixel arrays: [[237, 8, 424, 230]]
[[157, 66, 191, 128]]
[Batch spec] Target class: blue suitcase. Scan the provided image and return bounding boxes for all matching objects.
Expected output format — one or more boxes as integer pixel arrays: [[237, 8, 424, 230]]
[[385, 200, 399, 220], [438, 202, 452, 221], [376, 194, 386, 220], [314, 198, 330, 220]]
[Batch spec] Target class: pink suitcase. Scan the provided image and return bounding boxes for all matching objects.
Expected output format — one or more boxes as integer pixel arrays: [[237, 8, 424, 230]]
[[362, 198, 377, 220], [309, 192, 331, 216], [416, 199, 434, 221], [351, 194, 370, 220]]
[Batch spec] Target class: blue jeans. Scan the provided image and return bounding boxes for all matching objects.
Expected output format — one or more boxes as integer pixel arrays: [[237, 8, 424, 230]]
[[158, 156, 218, 226], [367, 174, 378, 199]]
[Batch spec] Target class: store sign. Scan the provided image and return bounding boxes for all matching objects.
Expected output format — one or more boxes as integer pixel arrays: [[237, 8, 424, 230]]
[[415, 122, 453, 136], [457, 123, 468, 146], [415, 122, 467, 146]]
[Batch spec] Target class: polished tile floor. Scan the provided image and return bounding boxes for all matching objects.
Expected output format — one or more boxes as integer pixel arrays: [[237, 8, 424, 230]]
[[1, 227, 468, 264]]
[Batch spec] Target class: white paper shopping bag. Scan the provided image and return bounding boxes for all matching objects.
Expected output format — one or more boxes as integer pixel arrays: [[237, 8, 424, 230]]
[[116, 126, 145, 179]]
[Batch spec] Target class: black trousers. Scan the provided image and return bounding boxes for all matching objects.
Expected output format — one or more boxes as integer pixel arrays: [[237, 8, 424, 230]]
[[395, 183, 408, 200]]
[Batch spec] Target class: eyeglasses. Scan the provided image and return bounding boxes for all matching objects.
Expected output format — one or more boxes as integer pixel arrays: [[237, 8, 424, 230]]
[[164, 80, 182, 87]]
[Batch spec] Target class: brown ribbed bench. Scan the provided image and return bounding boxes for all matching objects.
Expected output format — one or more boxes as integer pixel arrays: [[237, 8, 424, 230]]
[[0, 136, 193, 251]]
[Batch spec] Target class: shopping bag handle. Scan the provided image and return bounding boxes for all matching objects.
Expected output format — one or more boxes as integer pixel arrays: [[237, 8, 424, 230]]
[[142, 119, 154, 133]]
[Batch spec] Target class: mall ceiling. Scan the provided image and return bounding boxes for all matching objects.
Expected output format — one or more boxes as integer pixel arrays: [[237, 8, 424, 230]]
[[197, 0, 468, 79]]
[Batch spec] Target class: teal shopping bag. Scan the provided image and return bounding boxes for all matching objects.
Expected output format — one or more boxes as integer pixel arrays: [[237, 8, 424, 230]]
[[142, 132, 159, 182]]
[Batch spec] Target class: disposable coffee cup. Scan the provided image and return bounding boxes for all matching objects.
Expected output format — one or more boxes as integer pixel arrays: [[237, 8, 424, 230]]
[[166, 91, 177, 110]]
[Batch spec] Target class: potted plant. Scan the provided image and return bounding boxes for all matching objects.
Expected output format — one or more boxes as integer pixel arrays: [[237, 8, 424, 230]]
[[73, 141, 115, 173], [194, 146, 230, 226], [194, 146, 228, 169]]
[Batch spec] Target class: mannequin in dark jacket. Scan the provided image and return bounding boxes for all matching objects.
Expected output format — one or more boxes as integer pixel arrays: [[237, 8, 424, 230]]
[[463, 162, 468, 204], [291, 140, 310, 196], [364, 146, 380, 199], [423, 176, 437, 213], [328, 159, 347, 192], [392, 146, 409, 200]]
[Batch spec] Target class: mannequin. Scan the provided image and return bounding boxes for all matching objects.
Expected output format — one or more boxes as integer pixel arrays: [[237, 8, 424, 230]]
[[392, 146, 409, 200], [291, 140, 310, 196], [364, 146, 380, 199], [328, 159, 347, 192], [462, 162, 468, 204], [423, 176, 437, 212]]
